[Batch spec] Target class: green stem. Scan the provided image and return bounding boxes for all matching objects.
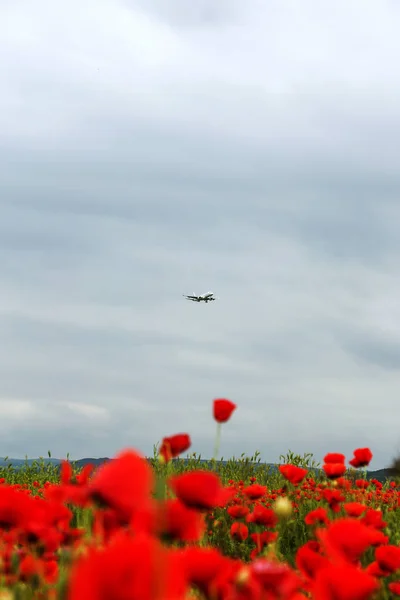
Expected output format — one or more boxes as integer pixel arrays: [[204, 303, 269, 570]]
[[213, 422, 222, 470]]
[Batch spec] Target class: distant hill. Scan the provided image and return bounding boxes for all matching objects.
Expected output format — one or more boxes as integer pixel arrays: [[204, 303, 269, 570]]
[[0, 457, 110, 469], [0, 458, 62, 467], [0, 457, 398, 483]]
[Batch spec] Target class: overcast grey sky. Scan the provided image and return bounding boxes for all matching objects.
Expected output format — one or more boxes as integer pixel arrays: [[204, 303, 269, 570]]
[[1, 0, 400, 469]]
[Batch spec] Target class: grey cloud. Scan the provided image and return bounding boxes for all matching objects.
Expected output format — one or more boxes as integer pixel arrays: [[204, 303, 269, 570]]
[[2, 153, 397, 274], [341, 329, 400, 371], [123, 0, 243, 29], [1, 0, 400, 468]]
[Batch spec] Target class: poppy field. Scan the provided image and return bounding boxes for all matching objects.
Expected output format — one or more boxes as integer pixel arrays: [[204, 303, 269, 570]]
[[1, 399, 400, 599]]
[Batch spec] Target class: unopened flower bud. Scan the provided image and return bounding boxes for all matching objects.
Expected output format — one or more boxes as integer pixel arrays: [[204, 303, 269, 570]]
[[235, 567, 251, 588], [273, 496, 293, 518]]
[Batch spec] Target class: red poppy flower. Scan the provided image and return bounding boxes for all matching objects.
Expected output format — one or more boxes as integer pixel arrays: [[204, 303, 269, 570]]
[[43, 558, 59, 584], [250, 559, 303, 597], [168, 470, 234, 511], [361, 508, 387, 530], [250, 531, 278, 555], [213, 399, 237, 423], [317, 518, 388, 565], [323, 463, 347, 479], [246, 504, 278, 528], [76, 463, 95, 485], [230, 522, 248, 541], [60, 460, 73, 485], [179, 546, 235, 597], [304, 507, 330, 526], [323, 453, 345, 464], [242, 484, 267, 500], [0, 485, 38, 530], [349, 448, 373, 468], [87, 449, 154, 522], [365, 560, 387, 578], [227, 505, 249, 519], [155, 499, 205, 542], [343, 502, 367, 518], [159, 434, 191, 463], [312, 563, 379, 600], [67, 532, 188, 600], [296, 542, 330, 581], [389, 582, 400, 596], [321, 488, 345, 513], [19, 554, 43, 583], [279, 465, 308, 485], [375, 545, 400, 575]]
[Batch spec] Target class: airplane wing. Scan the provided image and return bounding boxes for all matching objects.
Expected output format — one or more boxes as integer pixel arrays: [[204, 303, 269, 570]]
[[183, 295, 198, 300]]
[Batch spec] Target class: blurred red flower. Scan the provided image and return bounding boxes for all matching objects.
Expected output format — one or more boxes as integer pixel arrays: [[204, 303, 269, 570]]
[[349, 448, 373, 468], [246, 504, 278, 528], [159, 434, 191, 463], [242, 484, 267, 500], [87, 449, 154, 522], [279, 465, 308, 485], [323, 453, 346, 464], [230, 522, 248, 542], [67, 532, 187, 600], [375, 544, 400, 575], [317, 518, 388, 565], [323, 463, 347, 479], [168, 470, 234, 511], [312, 562, 379, 600], [213, 399, 237, 423]]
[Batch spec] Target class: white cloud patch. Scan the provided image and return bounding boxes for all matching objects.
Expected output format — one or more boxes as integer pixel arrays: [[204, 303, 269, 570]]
[[0, 399, 36, 420], [63, 402, 110, 420]]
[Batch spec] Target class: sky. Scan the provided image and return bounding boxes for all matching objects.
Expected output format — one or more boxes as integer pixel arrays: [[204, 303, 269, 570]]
[[1, 0, 400, 469]]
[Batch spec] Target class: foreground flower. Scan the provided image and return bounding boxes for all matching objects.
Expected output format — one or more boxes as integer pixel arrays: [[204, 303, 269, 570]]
[[155, 499, 205, 542], [87, 449, 155, 522], [296, 541, 331, 581], [317, 518, 388, 565], [374, 544, 400, 575], [249, 558, 303, 597], [312, 562, 379, 600], [67, 532, 188, 600]]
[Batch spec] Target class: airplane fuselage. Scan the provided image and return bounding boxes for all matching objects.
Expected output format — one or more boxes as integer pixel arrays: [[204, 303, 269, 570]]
[[183, 292, 216, 302]]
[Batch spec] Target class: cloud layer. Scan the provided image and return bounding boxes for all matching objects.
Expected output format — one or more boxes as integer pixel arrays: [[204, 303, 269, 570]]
[[1, 0, 400, 468]]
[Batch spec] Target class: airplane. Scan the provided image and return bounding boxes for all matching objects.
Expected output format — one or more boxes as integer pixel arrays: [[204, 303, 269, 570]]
[[183, 291, 217, 303]]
